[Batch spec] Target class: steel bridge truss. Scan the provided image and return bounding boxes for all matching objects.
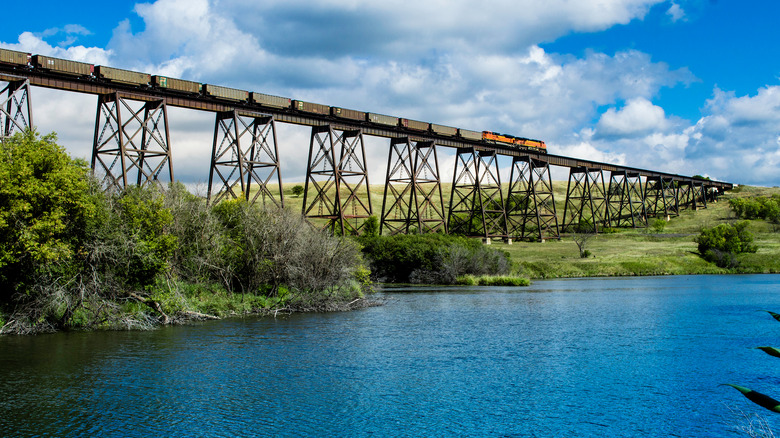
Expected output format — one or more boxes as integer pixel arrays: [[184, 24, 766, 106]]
[[0, 76, 32, 139], [447, 148, 507, 239], [92, 92, 172, 189], [380, 137, 446, 235], [506, 155, 560, 241], [644, 176, 679, 219], [562, 167, 608, 234], [303, 125, 372, 235], [677, 180, 707, 211], [606, 171, 647, 228], [208, 110, 283, 207]]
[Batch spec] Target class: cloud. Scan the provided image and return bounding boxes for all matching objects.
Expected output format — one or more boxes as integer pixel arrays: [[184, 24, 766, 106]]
[[4, 32, 112, 65], [595, 98, 670, 137], [666, 2, 685, 22], [683, 86, 780, 185], [3, 0, 779, 189]]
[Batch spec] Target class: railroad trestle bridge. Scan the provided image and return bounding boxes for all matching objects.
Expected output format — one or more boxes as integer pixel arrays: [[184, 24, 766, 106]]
[[0, 62, 732, 242]]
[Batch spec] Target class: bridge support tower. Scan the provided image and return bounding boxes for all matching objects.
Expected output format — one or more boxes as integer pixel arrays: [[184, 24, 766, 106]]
[[380, 137, 446, 235], [303, 125, 372, 235], [562, 167, 608, 233], [447, 148, 507, 240], [644, 176, 679, 219], [208, 110, 283, 207], [0, 75, 32, 139], [92, 92, 172, 189], [606, 171, 646, 228], [506, 155, 559, 241]]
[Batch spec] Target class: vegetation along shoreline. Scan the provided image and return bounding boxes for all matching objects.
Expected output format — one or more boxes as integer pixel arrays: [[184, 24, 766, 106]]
[[1, 131, 778, 335]]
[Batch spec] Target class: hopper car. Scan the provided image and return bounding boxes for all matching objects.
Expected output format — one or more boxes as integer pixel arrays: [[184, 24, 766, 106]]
[[251, 92, 291, 109], [32, 55, 93, 76], [0, 48, 30, 66], [203, 84, 248, 102], [95, 66, 150, 86], [152, 75, 201, 94], [2, 51, 548, 153]]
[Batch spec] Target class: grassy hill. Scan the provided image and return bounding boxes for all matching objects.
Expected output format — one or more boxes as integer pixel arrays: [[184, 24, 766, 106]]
[[260, 182, 780, 279]]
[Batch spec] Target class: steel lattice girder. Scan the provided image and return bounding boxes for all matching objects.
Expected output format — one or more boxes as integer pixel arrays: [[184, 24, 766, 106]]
[[679, 180, 707, 211], [380, 138, 446, 235], [337, 128, 372, 234], [644, 176, 679, 218], [693, 181, 708, 209], [606, 171, 646, 228], [302, 125, 371, 235], [0, 78, 32, 139], [207, 110, 284, 207], [562, 167, 608, 233], [506, 155, 560, 241], [447, 148, 507, 238], [409, 141, 446, 234], [91, 92, 173, 190]]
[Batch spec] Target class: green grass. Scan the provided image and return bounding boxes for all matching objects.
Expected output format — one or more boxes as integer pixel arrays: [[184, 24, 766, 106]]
[[456, 275, 531, 286]]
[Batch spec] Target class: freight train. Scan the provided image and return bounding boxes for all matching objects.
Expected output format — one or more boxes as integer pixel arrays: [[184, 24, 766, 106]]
[[0, 48, 547, 153]]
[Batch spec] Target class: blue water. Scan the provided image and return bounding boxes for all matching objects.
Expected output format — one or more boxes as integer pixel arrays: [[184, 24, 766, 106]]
[[2, 275, 780, 437]]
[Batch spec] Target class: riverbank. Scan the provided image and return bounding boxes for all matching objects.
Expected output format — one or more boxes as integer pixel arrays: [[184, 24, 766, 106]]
[[499, 185, 780, 279]]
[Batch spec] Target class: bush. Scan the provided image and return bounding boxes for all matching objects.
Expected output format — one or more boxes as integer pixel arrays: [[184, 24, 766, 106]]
[[0, 132, 372, 333], [651, 218, 667, 233], [695, 221, 758, 268], [0, 131, 98, 298], [729, 196, 780, 223], [358, 233, 510, 284]]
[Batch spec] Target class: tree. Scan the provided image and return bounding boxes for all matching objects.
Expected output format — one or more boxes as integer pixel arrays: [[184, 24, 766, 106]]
[[291, 185, 304, 197], [694, 221, 758, 268], [0, 131, 98, 297]]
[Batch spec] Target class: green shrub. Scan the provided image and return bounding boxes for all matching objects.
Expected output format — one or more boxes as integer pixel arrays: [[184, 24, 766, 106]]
[[0, 131, 98, 297], [695, 221, 758, 268], [652, 218, 667, 233], [358, 233, 510, 284]]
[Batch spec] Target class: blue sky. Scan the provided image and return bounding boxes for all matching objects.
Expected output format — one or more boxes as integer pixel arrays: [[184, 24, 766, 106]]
[[1, 0, 779, 186]]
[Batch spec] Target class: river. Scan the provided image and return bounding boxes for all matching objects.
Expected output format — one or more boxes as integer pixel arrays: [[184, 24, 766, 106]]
[[2, 275, 780, 437]]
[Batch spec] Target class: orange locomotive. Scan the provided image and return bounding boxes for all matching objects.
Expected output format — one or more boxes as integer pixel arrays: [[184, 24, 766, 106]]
[[482, 131, 546, 152]]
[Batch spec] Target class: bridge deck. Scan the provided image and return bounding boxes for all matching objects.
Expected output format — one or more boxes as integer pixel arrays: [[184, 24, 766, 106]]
[[0, 65, 732, 190]]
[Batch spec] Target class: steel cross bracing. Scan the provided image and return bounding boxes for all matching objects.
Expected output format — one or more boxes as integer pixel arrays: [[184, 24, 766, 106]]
[[380, 138, 446, 235], [606, 171, 647, 228], [506, 155, 560, 242], [91, 92, 173, 189], [644, 176, 679, 219], [302, 125, 372, 235], [448, 148, 507, 239], [562, 167, 608, 233], [207, 110, 283, 207], [0, 76, 32, 139], [0, 64, 733, 194], [677, 180, 707, 211]]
